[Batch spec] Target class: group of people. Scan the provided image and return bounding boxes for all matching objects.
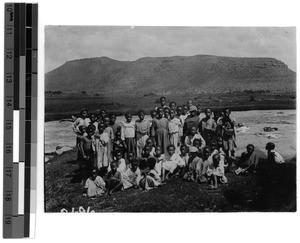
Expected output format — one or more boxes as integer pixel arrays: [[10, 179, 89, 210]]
[[71, 96, 285, 198]]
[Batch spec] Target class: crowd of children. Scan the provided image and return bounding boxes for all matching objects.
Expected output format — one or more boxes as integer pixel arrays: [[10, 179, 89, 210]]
[[72, 96, 285, 198]]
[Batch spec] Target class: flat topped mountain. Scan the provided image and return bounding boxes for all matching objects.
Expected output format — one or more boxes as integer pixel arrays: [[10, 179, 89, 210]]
[[45, 55, 296, 95]]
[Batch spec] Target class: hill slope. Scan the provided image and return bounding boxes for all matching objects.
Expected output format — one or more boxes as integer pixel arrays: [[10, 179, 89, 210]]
[[45, 55, 296, 95]]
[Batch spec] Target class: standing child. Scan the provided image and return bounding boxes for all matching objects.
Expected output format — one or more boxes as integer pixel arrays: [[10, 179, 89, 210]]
[[199, 108, 217, 146], [94, 123, 109, 170], [168, 109, 181, 152], [135, 110, 151, 158], [113, 130, 126, 157], [153, 146, 165, 177], [151, 107, 169, 154], [106, 160, 123, 195], [110, 114, 121, 137], [218, 108, 236, 168], [162, 144, 185, 181], [145, 138, 156, 156], [77, 125, 96, 180], [121, 112, 136, 158], [83, 168, 106, 198], [103, 116, 114, 164], [89, 113, 99, 133], [72, 109, 91, 134]]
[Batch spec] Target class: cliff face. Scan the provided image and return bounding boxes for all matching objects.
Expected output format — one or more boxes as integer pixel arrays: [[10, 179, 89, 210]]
[[45, 55, 296, 95]]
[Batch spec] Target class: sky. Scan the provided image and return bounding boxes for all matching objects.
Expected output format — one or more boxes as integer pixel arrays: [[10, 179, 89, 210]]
[[45, 26, 296, 73]]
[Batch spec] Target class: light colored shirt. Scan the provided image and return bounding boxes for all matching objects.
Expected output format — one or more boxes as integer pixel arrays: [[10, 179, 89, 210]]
[[121, 121, 135, 140], [168, 117, 181, 134]]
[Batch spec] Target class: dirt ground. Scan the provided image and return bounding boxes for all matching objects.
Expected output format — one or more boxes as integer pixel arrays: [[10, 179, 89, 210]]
[[45, 148, 296, 213]]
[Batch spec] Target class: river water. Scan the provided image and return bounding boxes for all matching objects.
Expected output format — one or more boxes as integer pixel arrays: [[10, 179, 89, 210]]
[[45, 110, 296, 160]]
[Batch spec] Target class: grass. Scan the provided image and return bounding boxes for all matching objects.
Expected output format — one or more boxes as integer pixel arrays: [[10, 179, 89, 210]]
[[45, 92, 296, 121], [45, 148, 296, 212]]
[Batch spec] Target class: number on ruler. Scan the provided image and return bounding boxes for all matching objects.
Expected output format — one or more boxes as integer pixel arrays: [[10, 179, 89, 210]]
[[6, 26, 13, 35], [6, 74, 13, 83], [5, 121, 12, 131], [6, 98, 13, 107], [4, 216, 12, 225], [5, 144, 12, 154], [6, 50, 13, 59], [5, 192, 12, 202], [5, 167, 12, 177]]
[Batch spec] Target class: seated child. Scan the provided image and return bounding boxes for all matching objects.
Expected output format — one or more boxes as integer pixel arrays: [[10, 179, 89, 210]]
[[192, 138, 204, 158], [84, 168, 106, 198], [153, 145, 165, 177], [183, 146, 205, 183], [106, 160, 123, 195], [162, 144, 185, 181], [139, 157, 162, 191], [265, 142, 285, 164], [185, 126, 206, 149], [141, 145, 152, 159], [207, 153, 228, 189], [122, 159, 141, 190], [108, 149, 126, 174]]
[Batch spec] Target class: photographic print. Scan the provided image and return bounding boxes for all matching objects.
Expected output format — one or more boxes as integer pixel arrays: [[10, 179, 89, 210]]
[[44, 26, 296, 212]]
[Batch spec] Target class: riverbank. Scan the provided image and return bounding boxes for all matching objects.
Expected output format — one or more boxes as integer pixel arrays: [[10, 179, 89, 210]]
[[45, 148, 296, 212], [45, 92, 296, 121]]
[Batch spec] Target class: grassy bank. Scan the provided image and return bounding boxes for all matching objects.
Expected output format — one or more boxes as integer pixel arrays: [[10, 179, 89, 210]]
[[45, 148, 296, 212], [45, 92, 296, 121]]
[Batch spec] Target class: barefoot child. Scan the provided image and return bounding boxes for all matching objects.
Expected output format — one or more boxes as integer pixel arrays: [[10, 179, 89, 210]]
[[84, 168, 106, 197], [103, 116, 114, 163], [162, 144, 185, 181], [121, 111, 136, 158], [77, 125, 96, 180], [153, 146, 165, 177], [94, 123, 109, 170], [168, 109, 181, 152], [151, 107, 169, 154], [199, 108, 217, 146], [207, 153, 227, 189], [106, 161, 123, 195], [183, 146, 202, 182], [135, 110, 151, 158], [139, 157, 162, 191], [122, 159, 141, 190]]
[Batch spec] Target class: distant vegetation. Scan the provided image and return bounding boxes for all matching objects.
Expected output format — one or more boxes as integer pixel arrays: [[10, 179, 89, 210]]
[[45, 55, 296, 95]]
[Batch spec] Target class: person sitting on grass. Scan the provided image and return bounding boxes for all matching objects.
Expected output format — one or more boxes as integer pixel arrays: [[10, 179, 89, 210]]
[[265, 142, 285, 164], [83, 168, 106, 198], [109, 149, 126, 175], [162, 144, 185, 181], [122, 159, 141, 190], [106, 160, 123, 195], [125, 151, 135, 170], [234, 144, 267, 175], [183, 146, 202, 182], [192, 138, 204, 158], [207, 153, 227, 189], [139, 157, 162, 191]]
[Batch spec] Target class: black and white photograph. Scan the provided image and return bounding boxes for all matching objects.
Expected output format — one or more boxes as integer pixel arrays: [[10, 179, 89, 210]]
[[44, 26, 296, 213]]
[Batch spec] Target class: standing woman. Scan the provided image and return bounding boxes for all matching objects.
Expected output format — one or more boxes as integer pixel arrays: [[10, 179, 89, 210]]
[[151, 107, 169, 154]]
